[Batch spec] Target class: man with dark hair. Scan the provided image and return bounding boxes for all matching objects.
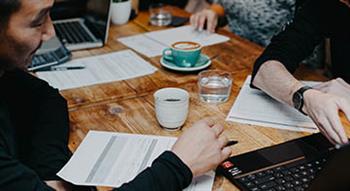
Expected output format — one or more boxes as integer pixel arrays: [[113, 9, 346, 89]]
[[0, 0, 232, 190], [252, 0, 350, 145], [0, 0, 20, 27]]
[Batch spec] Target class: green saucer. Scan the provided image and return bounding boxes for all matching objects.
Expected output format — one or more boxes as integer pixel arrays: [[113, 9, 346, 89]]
[[160, 54, 211, 72]]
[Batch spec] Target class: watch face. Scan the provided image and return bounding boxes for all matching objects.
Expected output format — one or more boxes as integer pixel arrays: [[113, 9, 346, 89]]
[[293, 92, 303, 110]]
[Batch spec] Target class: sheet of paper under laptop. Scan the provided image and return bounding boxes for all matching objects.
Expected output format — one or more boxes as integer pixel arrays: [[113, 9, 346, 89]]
[[226, 76, 319, 133], [57, 131, 215, 191], [36, 50, 157, 90], [117, 25, 230, 57]]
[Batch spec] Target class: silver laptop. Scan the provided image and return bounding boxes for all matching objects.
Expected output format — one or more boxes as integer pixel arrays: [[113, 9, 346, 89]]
[[51, 0, 111, 51]]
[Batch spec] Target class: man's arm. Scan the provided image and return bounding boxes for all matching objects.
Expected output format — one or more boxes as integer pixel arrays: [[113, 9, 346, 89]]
[[0, 102, 55, 191], [252, 0, 350, 144], [0, 149, 56, 191], [116, 151, 193, 191], [6, 70, 70, 181]]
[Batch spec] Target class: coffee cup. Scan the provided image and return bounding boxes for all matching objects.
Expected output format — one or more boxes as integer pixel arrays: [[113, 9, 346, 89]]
[[154, 88, 189, 130], [162, 41, 201, 67]]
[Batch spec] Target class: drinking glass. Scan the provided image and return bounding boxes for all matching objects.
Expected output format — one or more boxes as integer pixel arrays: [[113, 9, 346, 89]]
[[149, 3, 172, 26], [198, 70, 232, 104]]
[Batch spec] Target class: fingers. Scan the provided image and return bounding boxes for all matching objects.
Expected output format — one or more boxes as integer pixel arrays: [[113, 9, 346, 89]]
[[318, 126, 336, 145], [212, 123, 224, 137], [327, 111, 348, 144], [318, 117, 341, 144], [339, 99, 350, 122], [218, 136, 228, 148], [197, 14, 207, 31], [220, 147, 232, 162], [190, 14, 198, 28], [212, 18, 218, 32], [206, 13, 217, 33]]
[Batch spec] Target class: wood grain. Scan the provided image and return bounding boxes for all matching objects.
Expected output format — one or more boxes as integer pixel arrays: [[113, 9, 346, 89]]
[[57, 6, 343, 191]]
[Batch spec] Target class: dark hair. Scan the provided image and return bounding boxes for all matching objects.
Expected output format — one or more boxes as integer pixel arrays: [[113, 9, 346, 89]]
[[0, 0, 21, 30]]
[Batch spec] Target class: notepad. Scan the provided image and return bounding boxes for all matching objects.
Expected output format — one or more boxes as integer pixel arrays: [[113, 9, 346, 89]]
[[36, 50, 157, 90], [226, 76, 319, 133], [118, 25, 230, 57], [58, 131, 215, 191]]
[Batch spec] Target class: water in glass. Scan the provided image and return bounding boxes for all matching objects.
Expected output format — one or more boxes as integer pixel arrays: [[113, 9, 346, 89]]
[[150, 12, 172, 26], [198, 72, 232, 103]]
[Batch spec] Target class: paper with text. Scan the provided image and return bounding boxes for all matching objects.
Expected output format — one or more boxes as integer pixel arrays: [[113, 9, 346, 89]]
[[36, 50, 157, 90], [58, 131, 215, 190], [226, 76, 319, 133], [118, 25, 230, 57]]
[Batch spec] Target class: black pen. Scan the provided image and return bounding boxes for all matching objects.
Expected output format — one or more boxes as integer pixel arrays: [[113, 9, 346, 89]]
[[226, 140, 238, 147], [50, 66, 86, 71]]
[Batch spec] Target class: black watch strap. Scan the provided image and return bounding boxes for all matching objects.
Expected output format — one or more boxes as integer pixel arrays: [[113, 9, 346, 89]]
[[293, 86, 313, 115]]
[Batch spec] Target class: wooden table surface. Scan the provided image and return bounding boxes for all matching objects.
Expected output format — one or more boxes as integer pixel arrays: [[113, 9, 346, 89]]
[[60, 6, 349, 191]]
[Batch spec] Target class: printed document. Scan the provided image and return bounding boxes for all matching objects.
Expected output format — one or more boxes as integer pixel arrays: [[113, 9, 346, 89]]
[[226, 76, 319, 133], [36, 50, 157, 90], [58, 131, 215, 191], [118, 25, 230, 57]]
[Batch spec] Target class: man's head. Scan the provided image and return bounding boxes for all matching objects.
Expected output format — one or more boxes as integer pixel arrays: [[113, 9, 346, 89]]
[[0, 0, 55, 71]]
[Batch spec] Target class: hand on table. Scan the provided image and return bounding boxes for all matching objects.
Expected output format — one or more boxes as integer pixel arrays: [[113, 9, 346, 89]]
[[303, 89, 350, 145], [314, 78, 350, 103], [190, 9, 218, 33], [171, 119, 232, 177]]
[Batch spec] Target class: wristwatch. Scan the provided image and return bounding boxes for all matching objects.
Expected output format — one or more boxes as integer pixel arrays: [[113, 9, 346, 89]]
[[292, 86, 313, 115]]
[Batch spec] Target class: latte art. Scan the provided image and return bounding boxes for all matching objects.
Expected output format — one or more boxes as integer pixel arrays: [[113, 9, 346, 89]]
[[172, 41, 201, 50]]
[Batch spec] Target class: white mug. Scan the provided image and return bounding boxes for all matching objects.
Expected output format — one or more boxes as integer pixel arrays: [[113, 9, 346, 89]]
[[110, 0, 132, 25], [154, 88, 189, 130]]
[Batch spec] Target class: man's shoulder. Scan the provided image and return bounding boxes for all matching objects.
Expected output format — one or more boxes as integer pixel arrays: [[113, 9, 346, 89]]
[[2, 69, 60, 98]]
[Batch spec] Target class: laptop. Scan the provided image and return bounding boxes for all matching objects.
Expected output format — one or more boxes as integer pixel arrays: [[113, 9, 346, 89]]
[[218, 133, 350, 191], [29, 36, 71, 71], [50, 0, 111, 51]]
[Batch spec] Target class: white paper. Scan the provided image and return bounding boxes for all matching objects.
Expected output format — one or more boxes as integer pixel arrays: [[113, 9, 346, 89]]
[[58, 131, 215, 191], [36, 50, 157, 90], [226, 76, 319, 133], [118, 25, 230, 57]]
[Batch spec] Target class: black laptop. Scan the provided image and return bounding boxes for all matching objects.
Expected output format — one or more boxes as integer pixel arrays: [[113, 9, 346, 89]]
[[50, 0, 111, 51], [218, 133, 350, 191]]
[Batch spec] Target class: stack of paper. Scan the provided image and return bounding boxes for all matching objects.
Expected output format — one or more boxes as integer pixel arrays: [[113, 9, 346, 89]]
[[226, 76, 319, 133], [58, 131, 215, 191], [36, 50, 157, 90], [118, 25, 230, 57]]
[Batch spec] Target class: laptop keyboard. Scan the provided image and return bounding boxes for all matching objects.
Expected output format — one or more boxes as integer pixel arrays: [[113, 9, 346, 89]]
[[29, 45, 71, 71], [236, 157, 328, 191], [54, 21, 95, 44]]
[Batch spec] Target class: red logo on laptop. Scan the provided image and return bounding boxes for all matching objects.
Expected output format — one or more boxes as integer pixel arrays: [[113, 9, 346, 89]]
[[221, 161, 234, 169]]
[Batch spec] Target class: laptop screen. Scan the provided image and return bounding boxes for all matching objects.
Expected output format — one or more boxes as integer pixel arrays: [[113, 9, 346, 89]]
[[51, 0, 111, 42]]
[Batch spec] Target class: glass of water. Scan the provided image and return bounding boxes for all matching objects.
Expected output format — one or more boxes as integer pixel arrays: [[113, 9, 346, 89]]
[[149, 3, 172, 26], [198, 70, 232, 104]]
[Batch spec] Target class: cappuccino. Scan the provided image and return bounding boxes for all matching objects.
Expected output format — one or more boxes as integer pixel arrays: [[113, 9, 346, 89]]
[[172, 41, 201, 50]]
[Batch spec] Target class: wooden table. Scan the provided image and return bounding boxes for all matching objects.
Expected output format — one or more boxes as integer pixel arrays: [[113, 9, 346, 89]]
[[61, 7, 348, 191]]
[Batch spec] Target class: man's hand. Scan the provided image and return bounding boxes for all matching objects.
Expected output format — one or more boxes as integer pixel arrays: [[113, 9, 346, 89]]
[[303, 89, 350, 145], [45, 180, 72, 191], [171, 119, 232, 177], [314, 78, 350, 103], [190, 9, 218, 33]]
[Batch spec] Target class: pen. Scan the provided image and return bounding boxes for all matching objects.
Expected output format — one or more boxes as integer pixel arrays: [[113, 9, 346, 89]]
[[226, 140, 238, 147], [51, 66, 85, 71]]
